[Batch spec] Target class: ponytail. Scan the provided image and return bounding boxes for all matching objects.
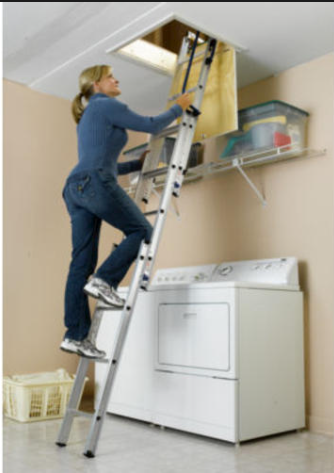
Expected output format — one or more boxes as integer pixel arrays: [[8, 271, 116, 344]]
[[71, 64, 112, 124], [71, 93, 85, 124]]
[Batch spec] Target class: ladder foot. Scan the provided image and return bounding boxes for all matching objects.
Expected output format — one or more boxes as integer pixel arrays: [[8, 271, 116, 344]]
[[55, 442, 67, 448], [83, 450, 95, 458]]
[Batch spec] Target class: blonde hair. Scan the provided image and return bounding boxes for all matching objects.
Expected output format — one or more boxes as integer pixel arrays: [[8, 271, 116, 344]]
[[71, 65, 112, 124]]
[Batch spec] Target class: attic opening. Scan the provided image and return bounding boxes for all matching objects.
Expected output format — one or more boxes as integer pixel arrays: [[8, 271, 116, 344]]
[[114, 19, 209, 75]]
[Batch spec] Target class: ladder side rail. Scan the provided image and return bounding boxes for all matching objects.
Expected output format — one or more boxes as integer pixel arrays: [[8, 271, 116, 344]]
[[140, 112, 196, 288], [133, 136, 164, 205], [182, 31, 200, 93], [133, 34, 190, 206], [140, 38, 217, 286], [171, 38, 211, 196], [173, 38, 217, 195], [138, 137, 165, 205], [56, 357, 91, 446], [83, 240, 149, 457], [56, 304, 105, 446], [177, 34, 190, 66]]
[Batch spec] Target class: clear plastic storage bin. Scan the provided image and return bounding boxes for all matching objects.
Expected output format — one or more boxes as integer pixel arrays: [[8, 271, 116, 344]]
[[123, 139, 204, 186], [3, 369, 88, 422], [221, 100, 309, 159]]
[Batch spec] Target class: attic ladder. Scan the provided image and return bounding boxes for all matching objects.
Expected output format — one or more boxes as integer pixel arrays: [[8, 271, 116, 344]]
[[56, 31, 217, 458]]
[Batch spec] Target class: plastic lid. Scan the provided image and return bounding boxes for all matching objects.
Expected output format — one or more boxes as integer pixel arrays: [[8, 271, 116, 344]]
[[238, 100, 309, 117]]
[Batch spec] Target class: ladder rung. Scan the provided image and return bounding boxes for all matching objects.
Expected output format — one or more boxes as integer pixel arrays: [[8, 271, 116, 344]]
[[95, 357, 110, 363], [144, 210, 159, 217], [142, 166, 169, 179], [177, 49, 206, 66], [78, 355, 110, 363], [67, 408, 94, 419], [154, 124, 180, 138], [96, 302, 122, 311], [168, 86, 198, 102]]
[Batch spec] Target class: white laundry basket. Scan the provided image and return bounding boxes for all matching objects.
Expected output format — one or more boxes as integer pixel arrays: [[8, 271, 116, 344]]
[[3, 369, 88, 422]]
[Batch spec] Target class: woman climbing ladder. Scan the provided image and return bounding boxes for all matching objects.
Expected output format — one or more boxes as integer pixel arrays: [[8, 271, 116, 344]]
[[60, 64, 192, 359]]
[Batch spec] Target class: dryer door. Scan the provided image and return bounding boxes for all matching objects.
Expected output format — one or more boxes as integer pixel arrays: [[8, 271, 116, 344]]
[[156, 302, 231, 377]]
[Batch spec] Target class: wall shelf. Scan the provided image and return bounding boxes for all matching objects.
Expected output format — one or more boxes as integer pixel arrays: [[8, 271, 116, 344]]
[[124, 145, 327, 206]]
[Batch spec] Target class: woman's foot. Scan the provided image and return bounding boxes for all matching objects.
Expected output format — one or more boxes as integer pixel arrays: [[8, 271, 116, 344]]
[[60, 338, 81, 354], [77, 339, 106, 359], [60, 338, 106, 359], [84, 277, 125, 308]]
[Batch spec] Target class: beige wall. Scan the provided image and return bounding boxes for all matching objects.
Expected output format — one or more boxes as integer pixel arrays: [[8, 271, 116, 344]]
[[2, 80, 148, 400], [3, 52, 334, 433], [3, 80, 95, 397]]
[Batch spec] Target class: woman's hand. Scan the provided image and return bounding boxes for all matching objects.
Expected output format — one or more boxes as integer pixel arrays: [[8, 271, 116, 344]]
[[139, 149, 150, 168], [176, 93, 192, 111]]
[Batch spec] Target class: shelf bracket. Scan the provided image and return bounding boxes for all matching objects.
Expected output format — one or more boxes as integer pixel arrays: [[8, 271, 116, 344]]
[[233, 158, 267, 206]]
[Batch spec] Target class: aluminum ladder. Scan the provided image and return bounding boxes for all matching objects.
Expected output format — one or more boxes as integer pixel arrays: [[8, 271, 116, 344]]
[[56, 31, 217, 458]]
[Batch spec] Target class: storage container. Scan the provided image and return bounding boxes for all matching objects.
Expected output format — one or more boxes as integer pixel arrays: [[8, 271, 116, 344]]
[[3, 369, 88, 422], [220, 100, 309, 159], [160, 137, 204, 169], [123, 139, 204, 186]]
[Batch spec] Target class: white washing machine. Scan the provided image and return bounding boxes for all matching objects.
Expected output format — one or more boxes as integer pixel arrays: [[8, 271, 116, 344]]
[[95, 257, 305, 444]]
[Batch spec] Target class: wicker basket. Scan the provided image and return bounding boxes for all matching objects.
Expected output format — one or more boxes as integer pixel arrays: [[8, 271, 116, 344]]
[[3, 369, 88, 422]]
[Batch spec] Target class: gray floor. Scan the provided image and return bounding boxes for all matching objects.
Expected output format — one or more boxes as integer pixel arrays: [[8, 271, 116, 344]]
[[3, 413, 334, 473]]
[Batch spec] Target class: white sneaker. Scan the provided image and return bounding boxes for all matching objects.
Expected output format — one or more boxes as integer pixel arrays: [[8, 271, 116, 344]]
[[60, 338, 81, 355], [84, 277, 125, 308], [77, 339, 106, 359]]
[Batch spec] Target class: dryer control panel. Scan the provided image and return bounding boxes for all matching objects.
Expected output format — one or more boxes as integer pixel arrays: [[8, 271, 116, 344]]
[[212, 257, 299, 285], [151, 257, 299, 287], [152, 264, 217, 286]]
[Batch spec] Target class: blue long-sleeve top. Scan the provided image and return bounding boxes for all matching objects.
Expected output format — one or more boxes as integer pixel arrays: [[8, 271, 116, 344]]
[[68, 92, 183, 179]]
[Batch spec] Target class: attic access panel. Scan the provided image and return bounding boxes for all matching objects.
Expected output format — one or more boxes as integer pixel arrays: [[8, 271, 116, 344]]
[[143, 20, 238, 143], [115, 19, 238, 143], [168, 39, 237, 142]]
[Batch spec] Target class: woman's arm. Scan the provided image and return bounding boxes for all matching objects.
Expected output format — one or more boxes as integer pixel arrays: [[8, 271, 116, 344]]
[[100, 98, 184, 134], [117, 150, 150, 175], [117, 159, 142, 175]]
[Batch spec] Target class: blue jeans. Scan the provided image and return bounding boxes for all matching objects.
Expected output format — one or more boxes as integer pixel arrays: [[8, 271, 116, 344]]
[[61, 169, 153, 341]]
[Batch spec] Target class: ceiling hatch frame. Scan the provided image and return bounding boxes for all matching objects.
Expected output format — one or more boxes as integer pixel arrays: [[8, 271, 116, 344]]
[[106, 13, 246, 76]]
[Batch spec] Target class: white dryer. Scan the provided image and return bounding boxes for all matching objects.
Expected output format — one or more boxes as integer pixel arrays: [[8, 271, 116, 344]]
[[95, 257, 305, 444]]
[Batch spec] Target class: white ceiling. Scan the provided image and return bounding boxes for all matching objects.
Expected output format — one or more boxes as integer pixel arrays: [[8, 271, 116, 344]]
[[3, 2, 334, 114]]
